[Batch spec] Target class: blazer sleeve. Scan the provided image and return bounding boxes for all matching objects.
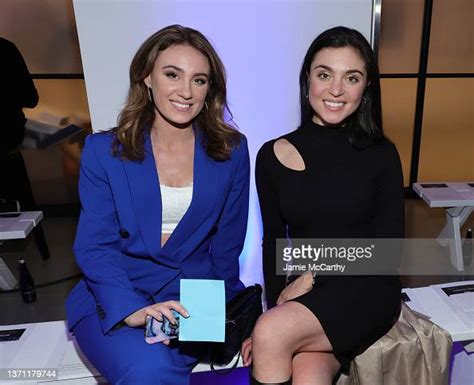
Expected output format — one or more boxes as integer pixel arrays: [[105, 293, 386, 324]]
[[209, 136, 249, 299], [74, 135, 150, 334]]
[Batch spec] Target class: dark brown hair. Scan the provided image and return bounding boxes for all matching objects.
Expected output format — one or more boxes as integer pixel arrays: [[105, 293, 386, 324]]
[[113, 24, 241, 161], [299, 26, 386, 147]]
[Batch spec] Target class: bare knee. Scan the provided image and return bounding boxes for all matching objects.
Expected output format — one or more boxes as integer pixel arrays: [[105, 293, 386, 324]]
[[292, 352, 341, 385], [252, 311, 282, 350], [251, 310, 295, 381]]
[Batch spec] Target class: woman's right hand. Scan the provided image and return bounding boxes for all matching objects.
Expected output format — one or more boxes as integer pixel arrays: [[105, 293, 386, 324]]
[[277, 271, 314, 305], [124, 300, 189, 328]]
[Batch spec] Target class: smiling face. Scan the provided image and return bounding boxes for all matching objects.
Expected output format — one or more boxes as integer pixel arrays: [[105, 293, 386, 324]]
[[144, 44, 210, 129], [308, 47, 368, 126]]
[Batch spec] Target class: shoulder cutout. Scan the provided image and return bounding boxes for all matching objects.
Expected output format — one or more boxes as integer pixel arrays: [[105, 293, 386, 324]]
[[273, 139, 306, 171]]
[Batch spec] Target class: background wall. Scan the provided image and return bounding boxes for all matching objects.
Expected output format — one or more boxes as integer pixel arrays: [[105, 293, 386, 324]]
[[379, 0, 473, 184], [72, 0, 375, 287], [1, 0, 471, 288], [0, 0, 82, 73]]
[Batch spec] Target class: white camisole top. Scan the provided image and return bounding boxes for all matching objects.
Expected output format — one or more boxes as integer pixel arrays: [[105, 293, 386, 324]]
[[160, 183, 193, 234]]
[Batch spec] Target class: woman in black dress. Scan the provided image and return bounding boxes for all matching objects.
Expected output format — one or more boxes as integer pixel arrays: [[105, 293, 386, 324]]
[[243, 27, 404, 385]]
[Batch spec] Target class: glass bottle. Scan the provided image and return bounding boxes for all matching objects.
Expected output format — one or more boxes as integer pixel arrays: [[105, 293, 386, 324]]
[[19, 259, 37, 303]]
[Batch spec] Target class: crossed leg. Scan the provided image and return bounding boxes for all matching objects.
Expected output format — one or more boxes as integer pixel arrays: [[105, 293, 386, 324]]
[[292, 352, 341, 385], [251, 301, 341, 385]]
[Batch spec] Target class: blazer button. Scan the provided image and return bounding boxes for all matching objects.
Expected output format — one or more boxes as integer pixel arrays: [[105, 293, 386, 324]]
[[119, 229, 130, 238], [96, 304, 106, 319]]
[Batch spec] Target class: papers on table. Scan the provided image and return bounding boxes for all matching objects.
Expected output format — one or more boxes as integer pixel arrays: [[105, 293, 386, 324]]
[[403, 280, 474, 342], [0, 321, 67, 369], [179, 279, 225, 342], [413, 182, 474, 207], [432, 280, 474, 329], [0, 321, 68, 384], [401, 289, 428, 315], [0, 321, 104, 384], [50, 338, 102, 383]]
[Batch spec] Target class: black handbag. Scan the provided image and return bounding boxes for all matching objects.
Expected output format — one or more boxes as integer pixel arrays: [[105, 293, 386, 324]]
[[208, 284, 263, 373]]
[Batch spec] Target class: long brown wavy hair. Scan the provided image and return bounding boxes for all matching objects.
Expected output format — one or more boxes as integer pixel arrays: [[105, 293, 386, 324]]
[[113, 25, 242, 161]]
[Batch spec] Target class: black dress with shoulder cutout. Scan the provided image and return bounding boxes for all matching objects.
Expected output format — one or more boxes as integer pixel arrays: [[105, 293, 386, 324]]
[[255, 119, 404, 371]]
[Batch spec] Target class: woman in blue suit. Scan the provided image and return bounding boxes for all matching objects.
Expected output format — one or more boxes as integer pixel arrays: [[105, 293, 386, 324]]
[[66, 25, 249, 385]]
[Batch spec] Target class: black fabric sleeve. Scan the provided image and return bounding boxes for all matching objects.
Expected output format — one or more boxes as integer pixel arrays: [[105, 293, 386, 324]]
[[255, 142, 288, 308], [374, 142, 405, 273]]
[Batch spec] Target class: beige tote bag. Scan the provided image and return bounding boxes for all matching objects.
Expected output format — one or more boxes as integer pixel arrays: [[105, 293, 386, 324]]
[[336, 302, 452, 385]]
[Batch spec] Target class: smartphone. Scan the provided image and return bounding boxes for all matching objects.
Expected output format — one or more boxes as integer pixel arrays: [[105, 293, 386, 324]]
[[145, 310, 179, 344]]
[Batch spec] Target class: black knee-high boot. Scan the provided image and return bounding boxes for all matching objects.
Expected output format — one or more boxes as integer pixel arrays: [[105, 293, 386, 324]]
[[249, 372, 292, 385]]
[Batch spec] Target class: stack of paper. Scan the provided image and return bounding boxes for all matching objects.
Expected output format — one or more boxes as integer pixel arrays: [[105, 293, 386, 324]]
[[431, 280, 474, 329]]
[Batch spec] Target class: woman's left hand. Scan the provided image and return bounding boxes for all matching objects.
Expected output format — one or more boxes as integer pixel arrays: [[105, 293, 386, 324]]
[[277, 272, 314, 305]]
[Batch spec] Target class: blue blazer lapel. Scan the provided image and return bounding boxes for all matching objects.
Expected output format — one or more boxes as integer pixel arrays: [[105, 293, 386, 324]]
[[122, 135, 163, 260], [163, 133, 220, 256], [122, 131, 221, 263]]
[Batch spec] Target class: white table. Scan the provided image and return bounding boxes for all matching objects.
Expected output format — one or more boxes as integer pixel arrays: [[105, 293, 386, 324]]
[[0, 211, 43, 240], [403, 282, 473, 343], [0, 211, 43, 289], [413, 182, 474, 271]]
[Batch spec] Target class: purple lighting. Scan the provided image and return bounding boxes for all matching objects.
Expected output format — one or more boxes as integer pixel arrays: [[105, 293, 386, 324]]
[[191, 367, 249, 385]]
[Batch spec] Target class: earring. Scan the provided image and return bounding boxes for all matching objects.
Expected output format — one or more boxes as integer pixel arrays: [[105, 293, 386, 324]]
[[147, 87, 153, 102], [204, 101, 209, 110], [358, 97, 367, 113]]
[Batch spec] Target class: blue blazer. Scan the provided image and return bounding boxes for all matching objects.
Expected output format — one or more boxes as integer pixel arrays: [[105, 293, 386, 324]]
[[66, 130, 249, 335]]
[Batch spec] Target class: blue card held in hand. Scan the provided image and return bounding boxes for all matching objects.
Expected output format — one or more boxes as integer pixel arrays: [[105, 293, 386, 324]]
[[179, 279, 225, 342]]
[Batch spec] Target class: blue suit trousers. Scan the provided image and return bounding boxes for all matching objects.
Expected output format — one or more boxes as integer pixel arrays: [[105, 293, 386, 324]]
[[74, 314, 205, 385]]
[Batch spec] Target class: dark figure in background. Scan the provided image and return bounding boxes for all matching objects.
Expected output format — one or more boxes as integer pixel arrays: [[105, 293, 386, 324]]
[[0, 37, 49, 259], [0, 37, 38, 156]]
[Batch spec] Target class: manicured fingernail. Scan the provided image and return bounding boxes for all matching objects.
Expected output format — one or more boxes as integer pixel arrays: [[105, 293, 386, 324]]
[[184, 312, 189, 317]]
